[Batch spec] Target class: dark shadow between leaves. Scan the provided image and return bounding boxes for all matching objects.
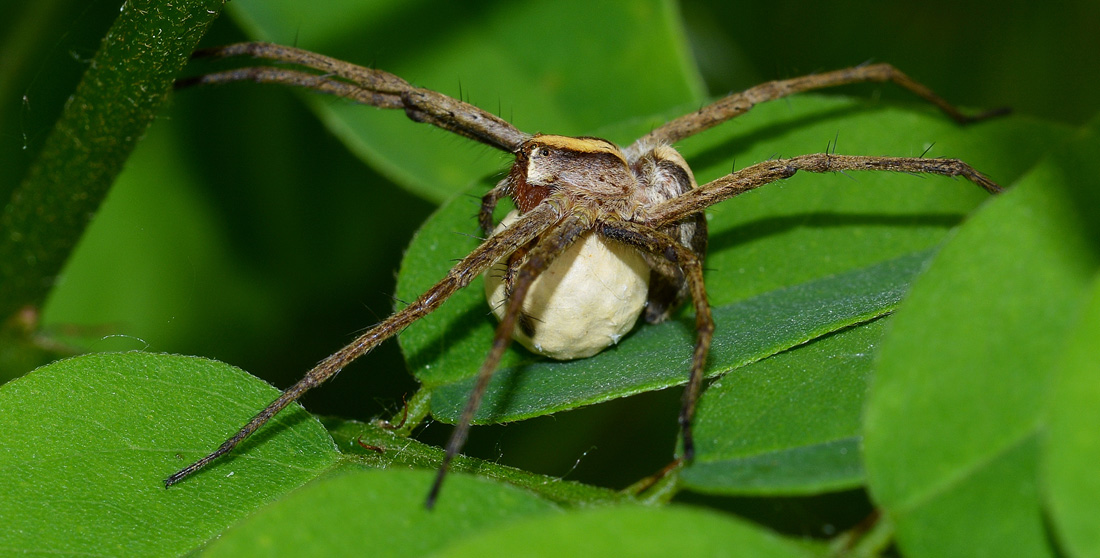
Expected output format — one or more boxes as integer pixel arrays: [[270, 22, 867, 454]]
[[674, 487, 876, 540], [707, 211, 966, 254]]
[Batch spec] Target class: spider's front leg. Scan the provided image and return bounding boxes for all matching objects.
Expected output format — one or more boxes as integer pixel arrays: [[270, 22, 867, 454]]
[[613, 151, 1003, 464], [177, 42, 532, 152]]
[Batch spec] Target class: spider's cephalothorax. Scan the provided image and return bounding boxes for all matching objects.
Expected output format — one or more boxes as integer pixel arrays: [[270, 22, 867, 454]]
[[484, 135, 704, 359], [164, 42, 1007, 508]]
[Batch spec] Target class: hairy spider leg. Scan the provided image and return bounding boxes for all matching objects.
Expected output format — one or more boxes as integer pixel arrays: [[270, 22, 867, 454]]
[[645, 153, 1002, 230], [597, 219, 713, 461], [164, 202, 560, 488], [634, 63, 1010, 149]]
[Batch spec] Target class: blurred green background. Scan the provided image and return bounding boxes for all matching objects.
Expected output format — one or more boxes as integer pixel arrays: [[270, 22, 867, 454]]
[[2, 0, 1097, 530]]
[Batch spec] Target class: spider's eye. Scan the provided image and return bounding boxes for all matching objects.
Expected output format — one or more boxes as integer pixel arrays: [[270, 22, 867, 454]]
[[536, 147, 551, 158]]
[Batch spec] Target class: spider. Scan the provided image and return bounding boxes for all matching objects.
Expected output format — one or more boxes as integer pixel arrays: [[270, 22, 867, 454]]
[[163, 42, 1005, 507]]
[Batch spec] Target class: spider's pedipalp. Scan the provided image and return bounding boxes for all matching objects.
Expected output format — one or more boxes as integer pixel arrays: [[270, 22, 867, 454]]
[[478, 179, 512, 236]]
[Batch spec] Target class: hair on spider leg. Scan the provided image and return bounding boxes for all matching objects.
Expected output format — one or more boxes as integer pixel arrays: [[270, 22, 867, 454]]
[[451, 231, 488, 242], [836, 169, 859, 183], [385, 292, 411, 308], [164, 43, 1008, 509]]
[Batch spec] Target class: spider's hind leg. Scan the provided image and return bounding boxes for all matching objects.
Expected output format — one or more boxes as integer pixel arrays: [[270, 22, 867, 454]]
[[598, 219, 713, 461], [428, 207, 592, 508], [633, 63, 1010, 149]]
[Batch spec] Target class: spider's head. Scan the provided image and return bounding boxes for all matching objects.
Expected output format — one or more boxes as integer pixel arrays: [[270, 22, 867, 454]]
[[509, 134, 634, 213]]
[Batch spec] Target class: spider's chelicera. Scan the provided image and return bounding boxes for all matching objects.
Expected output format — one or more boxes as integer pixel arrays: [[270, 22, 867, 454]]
[[164, 43, 1005, 507]]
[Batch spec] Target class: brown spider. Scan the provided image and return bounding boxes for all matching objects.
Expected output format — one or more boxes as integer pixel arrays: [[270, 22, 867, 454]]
[[163, 42, 1005, 507]]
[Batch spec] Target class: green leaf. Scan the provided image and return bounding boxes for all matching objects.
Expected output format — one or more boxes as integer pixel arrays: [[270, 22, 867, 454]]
[[395, 96, 1070, 426], [430, 254, 923, 424], [325, 417, 626, 506], [224, 0, 706, 203], [1043, 275, 1100, 557], [864, 118, 1100, 557], [1, 351, 650, 556], [431, 505, 815, 558], [681, 318, 888, 496], [200, 468, 559, 558], [0, 0, 224, 321], [0, 352, 340, 556]]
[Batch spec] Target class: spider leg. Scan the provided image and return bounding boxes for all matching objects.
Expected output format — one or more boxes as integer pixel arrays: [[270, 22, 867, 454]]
[[645, 153, 1003, 228], [177, 42, 531, 152], [164, 202, 561, 488], [177, 66, 406, 107], [427, 204, 591, 508], [597, 220, 713, 461], [632, 64, 1010, 149]]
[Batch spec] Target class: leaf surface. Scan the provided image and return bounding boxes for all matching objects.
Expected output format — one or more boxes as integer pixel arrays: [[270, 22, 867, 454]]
[[1043, 276, 1100, 557], [864, 117, 1100, 557], [0, 0, 223, 320], [0, 353, 339, 557], [681, 319, 888, 495], [200, 468, 559, 558], [433, 505, 815, 558]]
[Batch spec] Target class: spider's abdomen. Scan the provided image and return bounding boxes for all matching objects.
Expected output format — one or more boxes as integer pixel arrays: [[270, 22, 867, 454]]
[[485, 210, 649, 360]]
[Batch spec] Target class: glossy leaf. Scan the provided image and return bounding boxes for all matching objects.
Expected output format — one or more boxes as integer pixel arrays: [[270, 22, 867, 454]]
[[864, 119, 1100, 557], [1044, 275, 1100, 557], [0, 352, 339, 557], [430, 254, 922, 423], [433, 505, 815, 558], [681, 318, 888, 496], [200, 468, 559, 558]]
